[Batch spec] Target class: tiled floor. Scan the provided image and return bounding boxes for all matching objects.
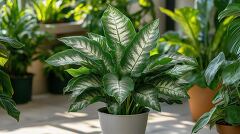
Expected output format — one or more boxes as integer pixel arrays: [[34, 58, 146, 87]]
[[0, 94, 217, 134]]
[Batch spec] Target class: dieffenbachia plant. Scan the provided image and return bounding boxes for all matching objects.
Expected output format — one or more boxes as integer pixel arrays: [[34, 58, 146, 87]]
[[0, 36, 23, 121], [192, 2, 240, 133], [46, 5, 196, 115], [159, 0, 234, 89]]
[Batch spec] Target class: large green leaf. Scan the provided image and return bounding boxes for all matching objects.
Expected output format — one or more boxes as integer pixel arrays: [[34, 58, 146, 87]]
[[204, 52, 225, 85], [134, 86, 161, 111], [192, 107, 216, 133], [46, 49, 95, 66], [121, 19, 159, 77], [65, 76, 101, 99], [69, 88, 103, 112], [167, 65, 196, 77], [65, 67, 90, 77], [101, 5, 136, 47], [155, 79, 188, 98], [160, 7, 200, 47], [225, 18, 240, 56], [218, 3, 240, 20], [0, 70, 13, 96], [103, 73, 134, 104], [88, 33, 110, 51], [59, 36, 113, 71], [0, 94, 20, 121], [222, 61, 240, 84], [0, 36, 24, 48]]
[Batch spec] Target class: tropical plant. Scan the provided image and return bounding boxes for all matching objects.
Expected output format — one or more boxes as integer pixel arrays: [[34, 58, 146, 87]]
[[159, 0, 235, 89], [191, 52, 240, 133], [70, 0, 156, 34], [0, 36, 23, 121], [30, 0, 76, 24], [0, 0, 46, 76], [46, 5, 196, 115]]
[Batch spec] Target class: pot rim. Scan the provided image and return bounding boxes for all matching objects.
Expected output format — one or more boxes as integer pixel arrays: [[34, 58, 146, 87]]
[[98, 107, 150, 117]]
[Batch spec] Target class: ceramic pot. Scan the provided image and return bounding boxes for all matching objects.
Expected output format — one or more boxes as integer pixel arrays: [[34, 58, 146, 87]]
[[98, 107, 149, 134]]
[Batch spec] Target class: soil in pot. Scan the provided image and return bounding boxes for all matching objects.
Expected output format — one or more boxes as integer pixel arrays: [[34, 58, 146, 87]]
[[11, 74, 33, 104], [98, 107, 150, 134], [217, 124, 240, 134], [188, 85, 219, 121], [47, 72, 71, 94]]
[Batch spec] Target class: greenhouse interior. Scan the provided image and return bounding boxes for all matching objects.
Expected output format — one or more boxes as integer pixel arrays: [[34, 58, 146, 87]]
[[0, 0, 240, 134]]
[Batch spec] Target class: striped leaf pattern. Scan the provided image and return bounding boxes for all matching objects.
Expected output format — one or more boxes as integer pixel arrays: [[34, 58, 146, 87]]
[[101, 5, 136, 47], [156, 79, 188, 98], [134, 86, 161, 111], [88, 33, 110, 51], [103, 73, 134, 104], [121, 19, 159, 77]]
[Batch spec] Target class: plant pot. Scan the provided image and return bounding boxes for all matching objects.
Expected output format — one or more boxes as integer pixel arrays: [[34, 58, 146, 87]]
[[11, 74, 33, 104], [216, 124, 240, 134], [188, 85, 219, 121], [47, 72, 70, 94], [98, 107, 149, 134], [40, 21, 86, 35]]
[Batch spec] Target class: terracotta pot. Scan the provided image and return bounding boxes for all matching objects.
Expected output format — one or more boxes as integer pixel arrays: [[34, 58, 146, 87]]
[[188, 85, 219, 121], [217, 124, 240, 134]]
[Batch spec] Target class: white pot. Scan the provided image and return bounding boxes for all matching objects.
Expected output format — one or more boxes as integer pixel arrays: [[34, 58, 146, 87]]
[[98, 107, 149, 134], [40, 21, 86, 35]]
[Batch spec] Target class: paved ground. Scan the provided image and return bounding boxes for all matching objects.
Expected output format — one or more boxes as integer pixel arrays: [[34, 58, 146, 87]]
[[0, 94, 217, 134]]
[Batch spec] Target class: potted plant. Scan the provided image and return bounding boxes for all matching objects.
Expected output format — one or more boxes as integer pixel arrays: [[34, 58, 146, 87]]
[[0, 0, 46, 104], [46, 6, 195, 134], [191, 52, 240, 134], [159, 0, 233, 121], [29, 0, 86, 35], [0, 36, 23, 121]]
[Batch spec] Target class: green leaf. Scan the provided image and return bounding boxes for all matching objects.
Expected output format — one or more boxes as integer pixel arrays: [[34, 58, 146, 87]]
[[103, 73, 134, 104], [69, 88, 103, 112], [101, 5, 136, 47], [88, 33, 110, 51], [65, 67, 90, 77], [192, 107, 216, 133], [0, 36, 24, 48], [121, 19, 159, 77], [46, 49, 95, 66], [160, 7, 200, 46], [204, 52, 225, 85], [167, 65, 196, 77], [225, 18, 240, 56], [66, 76, 101, 99], [222, 61, 240, 84], [225, 105, 240, 125], [59, 36, 113, 71], [218, 3, 240, 20], [155, 79, 188, 98], [134, 86, 161, 111], [0, 94, 20, 121], [0, 70, 13, 96]]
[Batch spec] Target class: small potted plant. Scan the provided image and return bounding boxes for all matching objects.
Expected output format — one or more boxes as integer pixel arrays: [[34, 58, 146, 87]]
[[46, 6, 195, 134], [159, 0, 233, 120], [0, 36, 23, 121], [0, 0, 46, 104], [30, 0, 85, 35], [192, 52, 240, 134]]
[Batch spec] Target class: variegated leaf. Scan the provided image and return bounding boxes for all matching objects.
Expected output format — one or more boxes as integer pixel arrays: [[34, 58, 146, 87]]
[[121, 19, 159, 77]]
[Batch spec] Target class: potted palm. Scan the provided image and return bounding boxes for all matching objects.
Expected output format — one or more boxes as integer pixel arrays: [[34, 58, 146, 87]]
[[191, 52, 240, 134], [159, 0, 233, 121], [46, 6, 195, 134], [0, 0, 46, 104], [0, 36, 23, 121]]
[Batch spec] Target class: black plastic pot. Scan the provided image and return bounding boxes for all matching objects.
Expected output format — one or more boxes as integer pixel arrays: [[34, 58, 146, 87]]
[[47, 72, 70, 94], [11, 74, 33, 104]]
